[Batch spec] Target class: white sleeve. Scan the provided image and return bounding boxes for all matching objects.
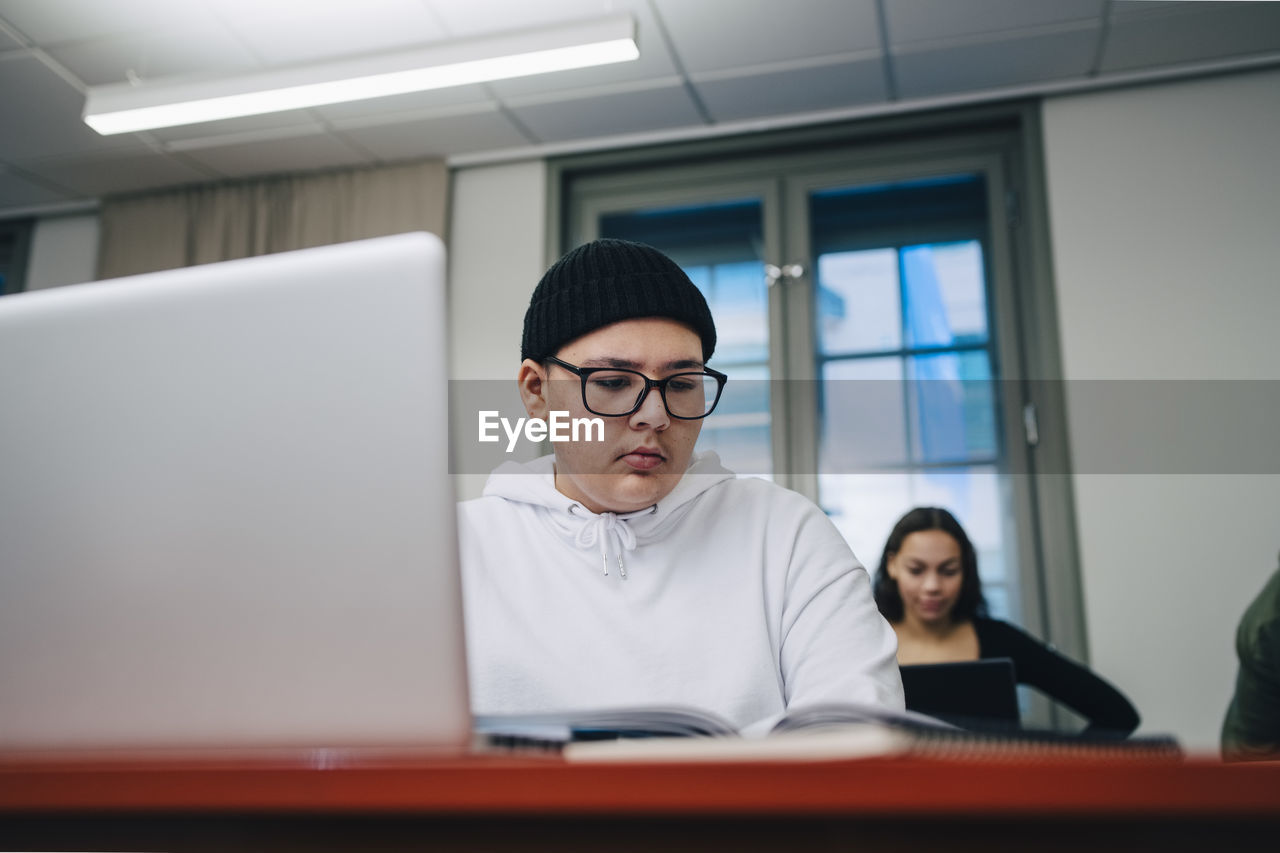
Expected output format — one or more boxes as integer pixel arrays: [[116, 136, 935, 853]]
[[776, 499, 905, 712]]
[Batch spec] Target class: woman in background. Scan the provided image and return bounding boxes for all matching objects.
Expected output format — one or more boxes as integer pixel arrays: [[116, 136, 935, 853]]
[[873, 506, 1139, 735]]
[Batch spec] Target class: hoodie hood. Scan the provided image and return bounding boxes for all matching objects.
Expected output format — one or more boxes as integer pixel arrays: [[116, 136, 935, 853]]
[[481, 450, 734, 579]]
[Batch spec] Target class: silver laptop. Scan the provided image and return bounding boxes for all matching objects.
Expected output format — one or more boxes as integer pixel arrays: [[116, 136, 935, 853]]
[[0, 232, 471, 755]]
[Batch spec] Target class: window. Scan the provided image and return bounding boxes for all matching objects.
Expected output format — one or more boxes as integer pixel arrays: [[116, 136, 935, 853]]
[[808, 177, 1012, 617], [561, 107, 1084, 724]]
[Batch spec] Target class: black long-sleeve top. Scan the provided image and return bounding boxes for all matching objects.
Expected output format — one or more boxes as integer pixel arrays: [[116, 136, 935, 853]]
[[974, 616, 1140, 735]]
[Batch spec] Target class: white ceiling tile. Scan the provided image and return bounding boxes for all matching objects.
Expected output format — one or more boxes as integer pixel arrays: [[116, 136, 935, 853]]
[[311, 84, 492, 122], [46, 25, 260, 86], [884, 0, 1104, 47], [17, 148, 213, 196], [335, 106, 532, 159], [0, 55, 136, 161], [426, 0, 612, 38], [0, 0, 217, 45], [176, 129, 374, 178], [1101, 4, 1280, 73], [693, 57, 886, 123], [653, 0, 881, 74], [484, 1, 677, 99], [215, 0, 448, 65], [507, 83, 705, 143], [895, 27, 1097, 99], [1, 0, 1276, 202], [0, 166, 78, 209]]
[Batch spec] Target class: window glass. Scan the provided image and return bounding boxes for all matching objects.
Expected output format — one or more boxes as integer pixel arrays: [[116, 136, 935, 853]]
[[816, 248, 900, 355], [688, 260, 769, 364], [904, 242, 988, 346], [819, 356, 908, 471], [907, 351, 997, 464], [697, 362, 772, 476]]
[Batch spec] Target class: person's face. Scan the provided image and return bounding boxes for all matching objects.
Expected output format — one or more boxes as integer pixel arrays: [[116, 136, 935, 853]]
[[887, 529, 965, 626], [517, 317, 706, 514]]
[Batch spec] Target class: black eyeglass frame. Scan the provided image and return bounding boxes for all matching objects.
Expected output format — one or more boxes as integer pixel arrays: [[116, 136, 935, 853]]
[[543, 356, 728, 420]]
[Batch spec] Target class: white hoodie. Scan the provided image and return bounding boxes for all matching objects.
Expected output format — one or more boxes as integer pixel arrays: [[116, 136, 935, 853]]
[[457, 451, 904, 731]]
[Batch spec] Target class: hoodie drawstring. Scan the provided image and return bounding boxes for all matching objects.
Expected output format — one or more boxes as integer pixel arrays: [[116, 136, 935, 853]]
[[572, 511, 638, 580]]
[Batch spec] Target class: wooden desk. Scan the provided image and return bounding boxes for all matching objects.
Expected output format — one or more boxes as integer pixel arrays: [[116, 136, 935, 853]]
[[3, 751, 1279, 851]]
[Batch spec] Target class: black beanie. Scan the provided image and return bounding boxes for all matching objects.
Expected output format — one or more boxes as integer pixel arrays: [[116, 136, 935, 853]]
[[520, 238, 717, 363]]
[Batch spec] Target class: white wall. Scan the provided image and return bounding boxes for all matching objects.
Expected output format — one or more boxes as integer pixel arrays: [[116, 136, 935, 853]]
[[25, 213, 99, 289], [447, 160, 548, 499], [1042, 67, 1280, 752], [446, 160, 546, 380]]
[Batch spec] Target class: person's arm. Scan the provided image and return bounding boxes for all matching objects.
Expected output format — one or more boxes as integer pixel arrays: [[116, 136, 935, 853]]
[[1222, 567, 1280, 760], [1222, 662, 1280, 760], [976, 618, 1139, 736], [776, 494, 905, 713]]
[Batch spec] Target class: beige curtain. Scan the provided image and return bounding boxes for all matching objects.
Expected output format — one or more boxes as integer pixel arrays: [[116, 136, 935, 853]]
[[96, 159, 448, 279]]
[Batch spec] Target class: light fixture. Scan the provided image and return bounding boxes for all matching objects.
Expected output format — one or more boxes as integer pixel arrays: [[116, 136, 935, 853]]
[[83, 14, 638, 135]]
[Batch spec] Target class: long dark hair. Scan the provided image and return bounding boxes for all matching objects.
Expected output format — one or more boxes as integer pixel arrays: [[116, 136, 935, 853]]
[[872, 506, 987, 623]]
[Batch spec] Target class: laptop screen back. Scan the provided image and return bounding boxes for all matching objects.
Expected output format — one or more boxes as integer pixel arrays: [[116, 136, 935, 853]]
[[900, 658, 1020, 730], [0, 233, 470, 755]]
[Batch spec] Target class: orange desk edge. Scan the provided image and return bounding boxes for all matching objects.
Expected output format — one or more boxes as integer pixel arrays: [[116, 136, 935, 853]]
[[3, 752, 1279, 817]]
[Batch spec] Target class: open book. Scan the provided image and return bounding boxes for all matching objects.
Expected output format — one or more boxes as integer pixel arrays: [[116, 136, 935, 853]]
[[474, 704, 1183, 763], [474, 703, 949, 762]]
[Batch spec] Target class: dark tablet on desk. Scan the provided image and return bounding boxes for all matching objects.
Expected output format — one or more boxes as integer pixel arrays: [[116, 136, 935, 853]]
[[900, 658, 1020, 730]]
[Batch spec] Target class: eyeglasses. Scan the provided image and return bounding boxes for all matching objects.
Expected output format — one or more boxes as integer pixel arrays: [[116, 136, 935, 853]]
[[544, 356, 727, 420]]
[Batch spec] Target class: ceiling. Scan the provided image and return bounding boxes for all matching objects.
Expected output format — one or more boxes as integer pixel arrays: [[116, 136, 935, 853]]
[[1, 0, 1279, 219]]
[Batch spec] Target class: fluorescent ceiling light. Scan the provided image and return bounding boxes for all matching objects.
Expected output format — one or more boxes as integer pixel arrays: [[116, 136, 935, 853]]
[[83, 15, 638, 135]]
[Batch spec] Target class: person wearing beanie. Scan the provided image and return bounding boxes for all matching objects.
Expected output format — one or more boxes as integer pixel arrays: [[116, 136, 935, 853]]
[[457, 238, 904, 732]]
